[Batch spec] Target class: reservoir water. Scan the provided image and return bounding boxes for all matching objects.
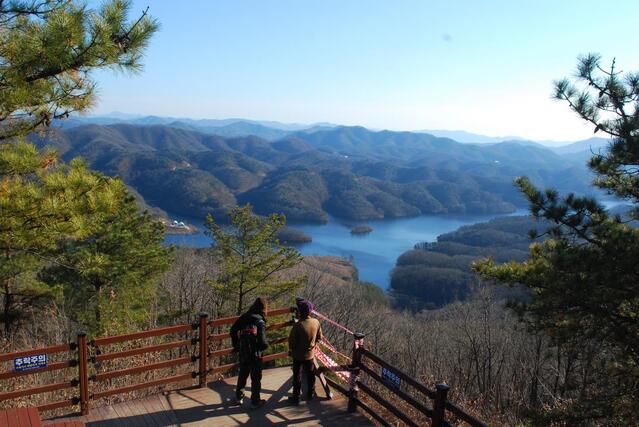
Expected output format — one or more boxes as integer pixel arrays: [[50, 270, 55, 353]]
[[165, 210, 528, 289]]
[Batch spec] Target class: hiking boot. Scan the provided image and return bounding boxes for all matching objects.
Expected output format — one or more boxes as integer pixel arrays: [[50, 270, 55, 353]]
[[287, 396, 300, 406], [232, 391, 245, 405], [250, 399, 266, 409]]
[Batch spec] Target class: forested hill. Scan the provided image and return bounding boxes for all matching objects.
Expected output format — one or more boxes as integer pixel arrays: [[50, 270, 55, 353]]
[[390, 215, 547, 310], [37, 123, 593, 222]]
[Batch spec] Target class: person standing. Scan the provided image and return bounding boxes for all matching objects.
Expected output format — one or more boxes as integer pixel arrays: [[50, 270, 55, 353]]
[[288, 299, 323, 405], [230, 297, 269, 408]]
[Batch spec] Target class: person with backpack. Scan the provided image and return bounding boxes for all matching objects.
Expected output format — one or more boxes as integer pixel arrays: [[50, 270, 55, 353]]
[[230, 297, 269, 408], [287, 299, 323, 405]]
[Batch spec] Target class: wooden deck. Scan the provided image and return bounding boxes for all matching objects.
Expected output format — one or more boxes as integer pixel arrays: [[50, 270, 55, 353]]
[[44, 367, 374, 426]]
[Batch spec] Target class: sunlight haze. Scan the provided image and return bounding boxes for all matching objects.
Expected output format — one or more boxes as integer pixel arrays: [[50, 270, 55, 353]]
[[91, 0, 639, 141]]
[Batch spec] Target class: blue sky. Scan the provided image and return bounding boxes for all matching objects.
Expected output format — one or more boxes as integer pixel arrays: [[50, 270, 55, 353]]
[[91, 1, 639, 141]]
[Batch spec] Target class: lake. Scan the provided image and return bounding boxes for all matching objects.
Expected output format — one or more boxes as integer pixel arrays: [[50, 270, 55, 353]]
[[165, 210, 528, 289]]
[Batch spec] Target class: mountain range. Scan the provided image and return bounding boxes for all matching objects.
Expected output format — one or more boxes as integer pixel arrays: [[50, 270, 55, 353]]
[[62, 114, 610, 152], [58, 114, 334, 141], [37, 120, 599, 222]]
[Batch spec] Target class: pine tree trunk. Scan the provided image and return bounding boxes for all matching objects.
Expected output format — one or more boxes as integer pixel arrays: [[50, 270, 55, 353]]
[[237, 286, 244, 316], [94, 283, 102, 328], [3, 279, 12, 336]]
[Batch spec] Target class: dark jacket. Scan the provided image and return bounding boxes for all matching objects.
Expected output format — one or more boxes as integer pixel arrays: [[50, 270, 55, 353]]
[[230, 312, 268, 362]]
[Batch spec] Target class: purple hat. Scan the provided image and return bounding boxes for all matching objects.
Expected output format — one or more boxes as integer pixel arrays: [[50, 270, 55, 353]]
[[297, 299, 314, 317]]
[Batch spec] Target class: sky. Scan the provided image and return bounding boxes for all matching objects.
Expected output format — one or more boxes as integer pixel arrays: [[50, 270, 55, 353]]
[[91, 0, 639, 141]]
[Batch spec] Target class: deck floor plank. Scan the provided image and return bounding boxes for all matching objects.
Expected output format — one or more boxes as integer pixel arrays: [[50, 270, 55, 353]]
[[85, 405, 106, 423], [127, 399, 156, 427], [156, 393, 180, 426], [138, 395, 175, 427], [42, 367, 374, 426], [115, 400, 150, 427]]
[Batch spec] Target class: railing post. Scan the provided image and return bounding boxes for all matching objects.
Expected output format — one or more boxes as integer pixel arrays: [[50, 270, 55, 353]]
[[432, 383, 450, 427], [77, 332, 90, 416], [348, 332, 365, 413], [198, 312, 209, 388]]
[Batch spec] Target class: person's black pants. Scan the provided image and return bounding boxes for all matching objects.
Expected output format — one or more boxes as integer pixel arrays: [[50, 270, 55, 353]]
[[292, 359, 316, 398], [236, 359, 262, 404]]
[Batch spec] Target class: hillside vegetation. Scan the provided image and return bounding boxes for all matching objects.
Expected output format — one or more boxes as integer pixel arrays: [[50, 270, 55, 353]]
[[390, 215, 544, 309], [38, 123, 593, 222]]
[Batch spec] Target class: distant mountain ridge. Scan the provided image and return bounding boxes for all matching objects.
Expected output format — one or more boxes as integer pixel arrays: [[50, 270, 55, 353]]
[[417, 129, 525, 144], [419, 128, 610, 150], [62, 114, 609, 149], [551, 137, 610, 154], [35, 122, 599, 223], [59, 115, 337, 140]]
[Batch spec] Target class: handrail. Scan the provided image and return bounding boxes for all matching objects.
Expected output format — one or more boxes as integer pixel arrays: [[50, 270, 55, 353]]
[[267, 307, 294, 317], [37, 399, 76, 412], [266, 320, 294, 332], [91, 372, 195, 399], [0, 344, 71, 363], [0, 380, 74, 401], [354, 397, 393, 427], [211, 361, 239, 374], [93, 356, 193, 382], [210, 348, 234, 359], [270, 336, 288, 346], [93, 339, 193, 363], [446, 401, 489, 427], [210, 332, 230, 341], [0, 360, 74, 380], [324, 375, 348, 396], [358, 361, 433, 417], [209, 319, 292, 342], [210, 336, 287, 359], [209, 307, 292, 327], [261, 351, 289, 363], [357, 380, 421, 427], [210, 315, 238, 327], [92, 324, 194, 346], [359, 347, 436, 399]]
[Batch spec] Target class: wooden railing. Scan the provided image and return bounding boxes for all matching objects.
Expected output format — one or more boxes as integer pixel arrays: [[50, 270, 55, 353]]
[[315, 330, 487, 427], [0, 343, 77, 413], [1, 307, 487, 426], [207, 307, 293, 378], [0, 307, 294, 417]]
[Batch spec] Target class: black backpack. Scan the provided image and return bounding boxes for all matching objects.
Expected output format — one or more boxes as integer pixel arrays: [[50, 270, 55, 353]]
[[238, 318, 261, 363]]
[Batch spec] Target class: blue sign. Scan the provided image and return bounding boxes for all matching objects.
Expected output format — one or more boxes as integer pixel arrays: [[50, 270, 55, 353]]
[[14, 354, 48, 372], [382, 366, 401, 390]]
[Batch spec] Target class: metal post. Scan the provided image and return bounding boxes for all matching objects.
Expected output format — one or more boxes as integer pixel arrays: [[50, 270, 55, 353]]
[[77, 332, 90, 416], [198, 312, 209, 388], [432, 383, 450, 427], [347, 332, 365, 413]]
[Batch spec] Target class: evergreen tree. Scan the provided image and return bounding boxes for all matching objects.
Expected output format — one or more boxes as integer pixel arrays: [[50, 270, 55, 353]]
[[40, 184, 171, 335], [0, 142, 113, 334], [0, 1, 163, 337], [206, 205, 303, 315], [474, 54, 639, 424], [0, 0, 158, 139]]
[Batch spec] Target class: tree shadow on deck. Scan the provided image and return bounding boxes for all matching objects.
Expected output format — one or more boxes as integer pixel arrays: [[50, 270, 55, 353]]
[[82, 367, 371, 427], [170, 375, 321, 426]]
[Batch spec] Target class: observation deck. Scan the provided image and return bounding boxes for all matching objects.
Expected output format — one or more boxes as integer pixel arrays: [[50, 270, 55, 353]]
[[1, 307, 486, 427], [43, 366, 372, 426]]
